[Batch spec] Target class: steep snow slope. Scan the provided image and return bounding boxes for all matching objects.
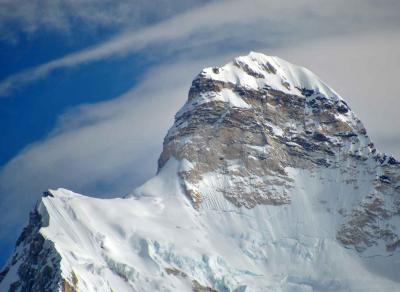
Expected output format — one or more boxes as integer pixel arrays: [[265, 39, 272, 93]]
[[1, 52, 399, 291]]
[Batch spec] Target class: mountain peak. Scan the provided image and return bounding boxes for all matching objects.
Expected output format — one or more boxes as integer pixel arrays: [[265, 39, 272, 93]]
[[159, 52, 375, 209], [1, 53, 400, 292]]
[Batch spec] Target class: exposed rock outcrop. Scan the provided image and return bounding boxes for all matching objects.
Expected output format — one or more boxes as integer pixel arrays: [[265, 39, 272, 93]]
[[159, 52, 378, 211]]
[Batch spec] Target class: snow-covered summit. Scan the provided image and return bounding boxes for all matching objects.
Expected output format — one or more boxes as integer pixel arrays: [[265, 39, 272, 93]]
[[160, 52, 381, 208], [176, 52, 341, 118], [205, 52, 339, 98], [1, 52, 400, 292]]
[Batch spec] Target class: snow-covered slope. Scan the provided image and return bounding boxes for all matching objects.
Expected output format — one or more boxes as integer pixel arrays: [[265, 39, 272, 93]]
[[1, 52, 400, 292]]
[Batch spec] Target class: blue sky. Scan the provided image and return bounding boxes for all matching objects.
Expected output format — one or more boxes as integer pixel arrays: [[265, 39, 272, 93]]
[[1, 0, 400, 267]]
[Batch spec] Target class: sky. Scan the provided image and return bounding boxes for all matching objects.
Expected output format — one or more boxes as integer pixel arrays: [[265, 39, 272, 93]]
[[0, 0, 400, 267]]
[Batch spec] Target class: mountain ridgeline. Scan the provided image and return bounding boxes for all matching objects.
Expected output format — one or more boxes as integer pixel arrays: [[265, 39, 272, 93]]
[[1, 52, 399, 291]]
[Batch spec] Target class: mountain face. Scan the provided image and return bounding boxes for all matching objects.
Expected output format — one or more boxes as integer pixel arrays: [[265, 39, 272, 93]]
[[1, 52, 399, 291]]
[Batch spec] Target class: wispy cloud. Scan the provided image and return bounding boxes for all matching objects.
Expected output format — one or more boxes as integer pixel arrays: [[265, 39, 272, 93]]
[[1, 0, 399, 96], [0, 0, 208, 41]]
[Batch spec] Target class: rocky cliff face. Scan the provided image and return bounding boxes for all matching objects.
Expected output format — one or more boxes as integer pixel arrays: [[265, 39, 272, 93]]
[[159, 53, 371, 208], [159, 52, 400, 252], [0, 192, 77, 292], [1, 52, 399, 291]]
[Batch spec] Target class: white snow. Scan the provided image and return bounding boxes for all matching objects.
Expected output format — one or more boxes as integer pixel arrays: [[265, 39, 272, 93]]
[[1, 157, 395, 291], [202, 51, 341, 101]]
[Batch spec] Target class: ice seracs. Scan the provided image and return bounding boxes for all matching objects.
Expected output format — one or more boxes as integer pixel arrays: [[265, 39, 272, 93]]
[[1, 52, 399, 292]]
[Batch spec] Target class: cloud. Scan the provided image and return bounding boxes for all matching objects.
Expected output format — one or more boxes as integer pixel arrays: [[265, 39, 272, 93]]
[[1, 0, 400, 96], [0, 0, 208, 41]]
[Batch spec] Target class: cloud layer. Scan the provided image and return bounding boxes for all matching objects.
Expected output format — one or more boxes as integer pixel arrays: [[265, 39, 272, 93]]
[[0, 0, 208, 41], [2, 0, 400, 96]]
